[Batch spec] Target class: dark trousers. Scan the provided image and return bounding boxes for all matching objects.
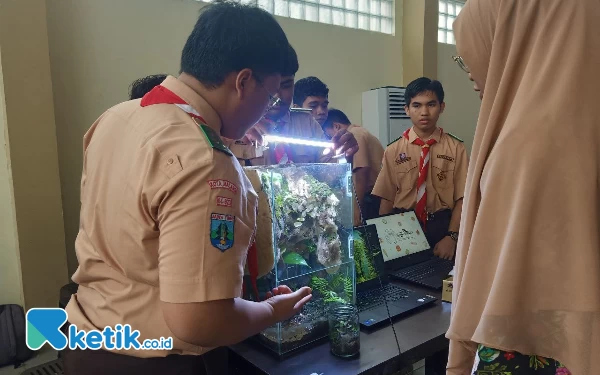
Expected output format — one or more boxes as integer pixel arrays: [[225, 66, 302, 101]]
[[62, 347, 208, 375], [424, 209, 452, 249], [60, 322, 209, 375], [361, 193, 381, 223]]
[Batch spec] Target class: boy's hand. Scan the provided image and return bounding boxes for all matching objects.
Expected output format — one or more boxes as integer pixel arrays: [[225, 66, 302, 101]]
[[263, 286, 312, 322], [433, 236, 456, 260], [331, 129, 359, 160]]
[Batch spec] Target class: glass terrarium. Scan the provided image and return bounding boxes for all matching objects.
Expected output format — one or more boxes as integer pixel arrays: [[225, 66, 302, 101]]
[[243, 163, 355, 358]]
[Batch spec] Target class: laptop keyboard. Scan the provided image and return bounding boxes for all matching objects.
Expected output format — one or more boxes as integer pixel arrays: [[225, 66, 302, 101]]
[[393, 258, 453, 284], [356, 284, 411, 312]]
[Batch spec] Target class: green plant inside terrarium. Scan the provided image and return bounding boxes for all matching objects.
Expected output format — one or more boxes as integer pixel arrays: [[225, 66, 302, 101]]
[[309, 273, 354, 305], [328, 306, 360, 358], [263, 168, 344, 274]]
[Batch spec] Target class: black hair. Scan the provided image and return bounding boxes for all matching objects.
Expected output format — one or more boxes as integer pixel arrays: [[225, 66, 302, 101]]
[[180, 1, 290, 87], [282, 44, 299, 77], [404, 77, 445, 105], [293, 76, 329, 106], [128, 74, 168, 100], [322, 108, 351, 130]]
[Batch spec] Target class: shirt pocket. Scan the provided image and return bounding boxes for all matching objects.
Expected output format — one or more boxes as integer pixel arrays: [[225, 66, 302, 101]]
[[394, 160, 419, 190], [431, 158, 455, 190]]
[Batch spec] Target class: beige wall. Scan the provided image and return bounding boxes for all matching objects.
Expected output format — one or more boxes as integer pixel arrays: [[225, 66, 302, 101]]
[[402, 0, 438, 83], [283, 15, 403, 124], [45, 0, 405, 275], [436, 42, 480, 153], [0, 0, 68, 309], [0, 49, 23, 306]]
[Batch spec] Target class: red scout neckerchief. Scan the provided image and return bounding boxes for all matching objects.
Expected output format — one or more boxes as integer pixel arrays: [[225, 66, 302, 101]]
[[270, 117, 293, 164], [141, 85, 261, 300], [403, 127, 443, 231], [274, 143, 292, 164]]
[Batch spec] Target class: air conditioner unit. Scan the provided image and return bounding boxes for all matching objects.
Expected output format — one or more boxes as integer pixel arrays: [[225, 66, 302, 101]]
[[361, 87, 412, 147]]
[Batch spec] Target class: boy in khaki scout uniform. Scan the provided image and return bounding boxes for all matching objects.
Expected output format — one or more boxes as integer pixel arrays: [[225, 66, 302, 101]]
[[227, 45, 358, 165], [293, 76, 330, 126], [322, 108, 385, 226], [62, 3, 318, 374], [372, 77, 468, 260]]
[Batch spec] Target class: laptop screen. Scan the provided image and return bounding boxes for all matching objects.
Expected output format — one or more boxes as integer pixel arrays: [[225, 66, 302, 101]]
[[353, 225, 388, 291], [366, 212, 430, 262]]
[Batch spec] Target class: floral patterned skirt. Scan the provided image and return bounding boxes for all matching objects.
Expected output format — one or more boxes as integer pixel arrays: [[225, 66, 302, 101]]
[[473, 345, 572, 375]]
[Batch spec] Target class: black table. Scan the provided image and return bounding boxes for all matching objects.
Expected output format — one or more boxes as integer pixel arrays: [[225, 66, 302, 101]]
[[228, 282, 452, 375]]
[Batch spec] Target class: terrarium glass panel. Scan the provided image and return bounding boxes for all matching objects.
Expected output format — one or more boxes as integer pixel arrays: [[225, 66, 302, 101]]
[[243, 163, 355, 357]]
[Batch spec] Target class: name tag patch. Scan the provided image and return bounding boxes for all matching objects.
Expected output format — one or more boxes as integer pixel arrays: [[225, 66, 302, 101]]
[[437, 155, 455, 162], [208, 179, 238, 194], [210, 213, 235, 252], [216, 196, 233, 207]]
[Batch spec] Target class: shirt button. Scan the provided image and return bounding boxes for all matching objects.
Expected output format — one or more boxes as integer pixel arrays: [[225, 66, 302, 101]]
[[167, 158, 174, 165]]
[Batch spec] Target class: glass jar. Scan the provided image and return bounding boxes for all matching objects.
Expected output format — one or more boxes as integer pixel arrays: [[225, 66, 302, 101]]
[[328, 304, 360, 358]]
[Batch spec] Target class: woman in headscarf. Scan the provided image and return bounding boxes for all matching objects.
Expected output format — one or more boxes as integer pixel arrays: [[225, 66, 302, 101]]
[[446, 0, 600, 374]]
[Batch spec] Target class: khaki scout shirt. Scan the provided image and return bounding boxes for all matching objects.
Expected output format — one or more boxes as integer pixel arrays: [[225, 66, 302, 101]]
[[347, 125, 385, 224], [372, 127, 468, 213], [228, 110, 326, 165], [65, 76, 258, 358]]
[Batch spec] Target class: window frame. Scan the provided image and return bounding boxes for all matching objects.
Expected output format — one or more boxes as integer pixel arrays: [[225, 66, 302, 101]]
[[199, 0, 395, 35], [438, 0, 465, 45]]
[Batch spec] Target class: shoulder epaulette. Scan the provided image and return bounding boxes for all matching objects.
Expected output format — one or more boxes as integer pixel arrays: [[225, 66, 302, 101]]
[[387, 135, 402, 147], [447, 133, 464, 142], [197, 122, 233, 157]]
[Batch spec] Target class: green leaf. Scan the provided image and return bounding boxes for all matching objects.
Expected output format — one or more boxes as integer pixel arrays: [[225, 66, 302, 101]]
[[210, 230, 218, 239], [478, 347, 500, 363], [227, 231, 234, 241], [283, 252, 310, 268]]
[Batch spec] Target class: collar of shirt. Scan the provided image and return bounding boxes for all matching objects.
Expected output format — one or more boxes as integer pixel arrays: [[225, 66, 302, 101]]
[[160, 75, 223, 134], [274, 110, 291, 131], [407, 126, 442, 144]]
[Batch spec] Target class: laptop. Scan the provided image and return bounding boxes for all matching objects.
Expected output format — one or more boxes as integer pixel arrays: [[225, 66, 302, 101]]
[[353, 225, 437, 330], [366, 212, 454, 291]]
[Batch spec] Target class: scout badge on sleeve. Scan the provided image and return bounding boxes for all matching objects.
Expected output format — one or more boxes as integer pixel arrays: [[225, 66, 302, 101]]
[[210, 213, 235, 251]]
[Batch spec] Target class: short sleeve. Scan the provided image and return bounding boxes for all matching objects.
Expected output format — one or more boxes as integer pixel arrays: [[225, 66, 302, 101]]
[[453, 143, 469, 201], [372, 146, 397, 202], [351, 131, 370, 171], [155, 152, 257, 304]]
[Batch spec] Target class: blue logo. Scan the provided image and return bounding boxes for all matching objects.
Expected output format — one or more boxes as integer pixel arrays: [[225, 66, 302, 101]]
[[210, 213, 235, 251], [26, 308, 172, 351], [26, 308, 68, 350]]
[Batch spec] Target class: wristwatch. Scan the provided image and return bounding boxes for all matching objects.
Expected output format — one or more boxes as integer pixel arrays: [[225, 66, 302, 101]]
[[447, 231, 459, 241]]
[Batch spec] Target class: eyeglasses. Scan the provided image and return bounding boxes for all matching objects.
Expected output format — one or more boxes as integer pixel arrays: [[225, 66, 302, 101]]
[[255, 77, 281, 112], [452, 55, 470, 73]]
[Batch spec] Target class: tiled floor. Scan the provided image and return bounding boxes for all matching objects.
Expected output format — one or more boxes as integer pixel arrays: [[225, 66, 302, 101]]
[[0, 347, 58, 375]]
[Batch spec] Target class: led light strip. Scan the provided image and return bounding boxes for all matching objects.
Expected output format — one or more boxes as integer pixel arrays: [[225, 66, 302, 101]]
[[262, 134, 334, 149]]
